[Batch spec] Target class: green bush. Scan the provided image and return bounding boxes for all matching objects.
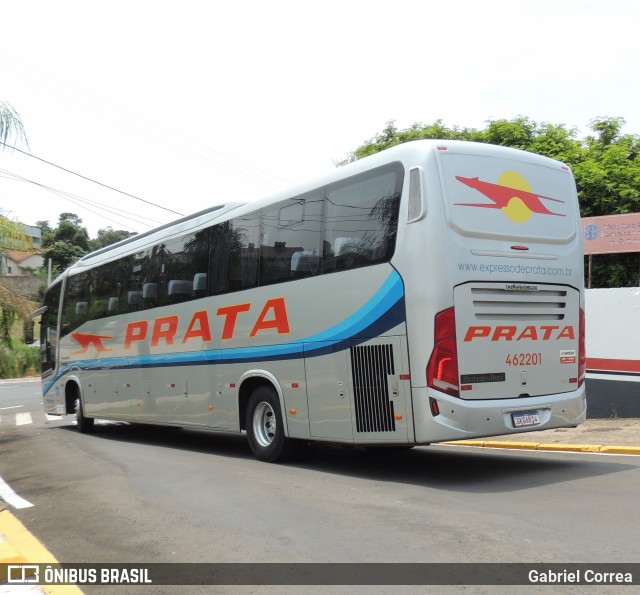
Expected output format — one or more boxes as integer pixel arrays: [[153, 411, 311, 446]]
[[0, 342, 40, 379]]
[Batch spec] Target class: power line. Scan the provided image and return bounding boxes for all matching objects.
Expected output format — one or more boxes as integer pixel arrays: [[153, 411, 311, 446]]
[[0, 168, 162, 231], [0, 141, 184, 217]]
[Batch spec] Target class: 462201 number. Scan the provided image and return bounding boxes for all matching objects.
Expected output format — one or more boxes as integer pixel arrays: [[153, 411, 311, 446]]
[[505, 353, 542, 366]]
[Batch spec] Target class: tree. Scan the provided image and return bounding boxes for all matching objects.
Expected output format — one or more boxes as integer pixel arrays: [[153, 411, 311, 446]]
[[573, 118, 640, 287], [0, 101, 28, 150], [336, 119, 475, 165], [35, 220, 54, 246], [38, 215, 138, 272], [340, 116, 585, 165], [0, 216, 34, 347], [342, 117, 640, 287], [43, 241, 87, 273], [573, 117, 640, 217], [0, 216, 32, 253], [40, 214, 91, 273], [0, 102, 32, 347], [91, 227, 137, 251], [50, 213, 91, 251]]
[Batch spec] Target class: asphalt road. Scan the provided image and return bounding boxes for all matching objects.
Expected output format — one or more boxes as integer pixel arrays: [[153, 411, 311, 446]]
[[1, 378, 640, 594]]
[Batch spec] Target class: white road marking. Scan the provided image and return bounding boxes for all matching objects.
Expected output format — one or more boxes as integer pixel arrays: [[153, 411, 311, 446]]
[[15, 412, 33, 426], [0, 475, 33, 509], [0, 411, 71, 426], [0, 406, 22, 411]]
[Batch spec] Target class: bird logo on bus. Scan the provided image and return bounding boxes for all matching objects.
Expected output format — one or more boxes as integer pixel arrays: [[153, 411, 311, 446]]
[[455, 171, 565, 223]]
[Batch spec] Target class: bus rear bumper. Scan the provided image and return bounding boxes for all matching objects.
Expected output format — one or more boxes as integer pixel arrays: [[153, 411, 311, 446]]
[[413, 385, 587, 444]]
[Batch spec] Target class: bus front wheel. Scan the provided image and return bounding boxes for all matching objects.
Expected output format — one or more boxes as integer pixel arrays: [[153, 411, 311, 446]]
[[246, 386, 296, 463]]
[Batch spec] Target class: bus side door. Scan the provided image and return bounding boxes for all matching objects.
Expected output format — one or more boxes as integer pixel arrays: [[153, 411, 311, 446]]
[[305, 342, 353, 441]]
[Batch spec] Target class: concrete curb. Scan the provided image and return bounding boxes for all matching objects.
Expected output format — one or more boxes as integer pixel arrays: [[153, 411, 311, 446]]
[[442, 440, 640, 455], [0, 509, 83, 594]]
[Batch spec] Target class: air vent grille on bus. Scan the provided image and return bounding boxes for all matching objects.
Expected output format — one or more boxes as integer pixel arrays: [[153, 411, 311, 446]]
[[470, 287, 568, 321], [350, 344, 396, 433]]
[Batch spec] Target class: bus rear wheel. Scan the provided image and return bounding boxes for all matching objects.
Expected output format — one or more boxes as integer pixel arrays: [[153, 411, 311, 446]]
[[76, 398, 95, 434], [246, 386, 298, 463]]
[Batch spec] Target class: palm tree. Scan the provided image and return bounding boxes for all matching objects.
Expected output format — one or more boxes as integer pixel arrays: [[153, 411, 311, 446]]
[[0, 101, 33, 346], [0, 101, 29, 149]]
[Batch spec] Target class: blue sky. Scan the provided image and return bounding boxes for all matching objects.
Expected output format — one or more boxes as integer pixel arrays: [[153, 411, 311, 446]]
[[1, 0, 638, 237]]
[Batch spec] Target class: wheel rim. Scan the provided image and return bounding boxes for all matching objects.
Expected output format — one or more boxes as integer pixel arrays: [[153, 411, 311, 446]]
[[252, 401, 276, 447]]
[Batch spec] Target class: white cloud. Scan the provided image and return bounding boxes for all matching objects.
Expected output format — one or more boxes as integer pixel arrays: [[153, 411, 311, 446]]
[[1, 0, 638, 236]]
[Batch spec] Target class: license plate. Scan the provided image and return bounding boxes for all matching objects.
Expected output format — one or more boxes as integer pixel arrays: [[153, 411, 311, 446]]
[[512, 411, 540, 428]]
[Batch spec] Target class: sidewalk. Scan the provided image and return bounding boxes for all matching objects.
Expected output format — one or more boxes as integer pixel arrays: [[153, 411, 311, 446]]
[[0, 507, 83, 594], [444, 418, 640, 455]]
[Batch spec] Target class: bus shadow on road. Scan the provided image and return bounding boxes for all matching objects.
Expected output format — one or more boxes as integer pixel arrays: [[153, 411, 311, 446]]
[[299, 444, 638, 493], [53, 421, 636, 494], [56, 420, 253, 460]]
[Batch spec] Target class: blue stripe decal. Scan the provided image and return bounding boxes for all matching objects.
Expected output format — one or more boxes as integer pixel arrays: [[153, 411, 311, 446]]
[[44, 271, 405, 395]]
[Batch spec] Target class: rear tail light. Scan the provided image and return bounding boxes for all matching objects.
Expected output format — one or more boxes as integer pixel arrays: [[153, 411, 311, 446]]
[[578, 307, 586, 387], [427, 307, 460, 397]]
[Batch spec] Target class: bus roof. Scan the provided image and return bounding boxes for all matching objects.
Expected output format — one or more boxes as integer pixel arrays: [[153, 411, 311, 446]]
[[66, 139, 571, 275]]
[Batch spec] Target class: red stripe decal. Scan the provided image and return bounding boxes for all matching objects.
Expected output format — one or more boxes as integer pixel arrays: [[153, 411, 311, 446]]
[[586, 358, 640, 373]]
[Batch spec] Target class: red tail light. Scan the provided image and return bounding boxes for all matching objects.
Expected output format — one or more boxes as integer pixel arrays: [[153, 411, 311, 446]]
[[427, 307, 460, 397], [578, 307, 586, 387]]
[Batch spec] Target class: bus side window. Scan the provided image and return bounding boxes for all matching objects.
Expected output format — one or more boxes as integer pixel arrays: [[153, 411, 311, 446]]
[[91, 262, 121, 319], [159, 230, 210, 305], [107, 297, 120, 315], [193, 273, 207, 298], [260, 193, 322, 286], [167, 280, 193, 303], [127, 291, 143, 311], [210, 222, 233, 295], [330, 237, 367, 271], [40, 280, 62, 373], [228, 215, 260, 291], [61, 272, 90, 336], [142, 283, 158, 307], [323, 163, 403, 274]]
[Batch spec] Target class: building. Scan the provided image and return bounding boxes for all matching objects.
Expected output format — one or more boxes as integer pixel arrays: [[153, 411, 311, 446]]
[[25, 225, 43, 248], [2, 249, 44, 276]]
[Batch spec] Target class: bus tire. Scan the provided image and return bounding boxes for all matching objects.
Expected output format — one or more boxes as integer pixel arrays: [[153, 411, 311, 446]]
[[246, 385, 296, 463], [76, 398, 95, 434]]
